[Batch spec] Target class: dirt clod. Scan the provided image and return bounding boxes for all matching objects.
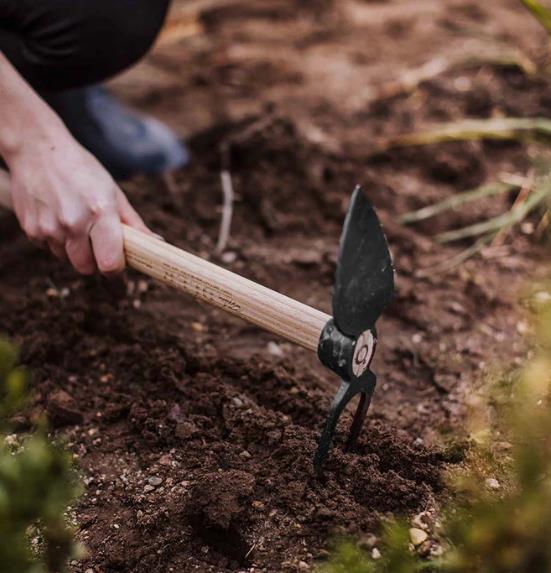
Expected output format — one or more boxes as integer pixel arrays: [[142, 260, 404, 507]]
[[46, 390, 83, 427]]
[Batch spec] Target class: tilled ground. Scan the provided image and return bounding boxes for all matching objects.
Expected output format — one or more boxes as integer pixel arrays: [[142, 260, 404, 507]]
[[1, 1, 549, 571]]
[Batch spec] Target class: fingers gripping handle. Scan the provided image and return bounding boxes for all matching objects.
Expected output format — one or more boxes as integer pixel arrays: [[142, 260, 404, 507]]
[[123, 227, 330, 351], [0, 173, 330, 351]]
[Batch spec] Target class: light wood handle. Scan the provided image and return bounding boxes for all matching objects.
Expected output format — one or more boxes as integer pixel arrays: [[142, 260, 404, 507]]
[[0, 171, 330, 351]]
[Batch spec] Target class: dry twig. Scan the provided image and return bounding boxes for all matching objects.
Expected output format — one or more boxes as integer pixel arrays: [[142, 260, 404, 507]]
[[216, 169, 235, 253], [491, 170, 535, 247]]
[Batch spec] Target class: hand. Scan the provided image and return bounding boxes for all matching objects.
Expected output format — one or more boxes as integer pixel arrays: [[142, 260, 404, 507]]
[[7, 130, 151, 275]]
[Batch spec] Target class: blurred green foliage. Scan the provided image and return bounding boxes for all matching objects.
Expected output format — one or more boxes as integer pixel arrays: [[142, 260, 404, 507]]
[[318, 287, 551, 573], [520, 0, 551, 34], [0, 339, 82, 573]]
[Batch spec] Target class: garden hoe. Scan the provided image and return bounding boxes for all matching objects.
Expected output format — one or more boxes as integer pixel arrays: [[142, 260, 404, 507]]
[[0, 173, 394, 469]]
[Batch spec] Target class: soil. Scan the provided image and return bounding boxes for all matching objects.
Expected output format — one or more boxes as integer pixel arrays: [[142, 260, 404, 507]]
[[1, 1, 550, 572]]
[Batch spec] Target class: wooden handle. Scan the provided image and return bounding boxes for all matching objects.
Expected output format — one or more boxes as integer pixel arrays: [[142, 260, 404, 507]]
[[124, 228, 329, 351], [0, 172, 330, 351]]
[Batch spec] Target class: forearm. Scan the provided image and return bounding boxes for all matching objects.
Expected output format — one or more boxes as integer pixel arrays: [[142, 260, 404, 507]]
[[0, 52, 67, 164]]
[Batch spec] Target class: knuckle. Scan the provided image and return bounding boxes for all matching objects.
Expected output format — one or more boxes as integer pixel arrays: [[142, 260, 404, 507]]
[[59, 211, 87, 234], [89, 198, 112, 218], [39, 221, 59, 240]]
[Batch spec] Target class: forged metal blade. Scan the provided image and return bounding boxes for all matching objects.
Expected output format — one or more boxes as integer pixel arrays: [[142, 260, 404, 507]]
[[332, 186, 394, 337]]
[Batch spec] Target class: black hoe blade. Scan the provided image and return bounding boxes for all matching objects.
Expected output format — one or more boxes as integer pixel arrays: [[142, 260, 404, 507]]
[[332, 186, 394, 337]]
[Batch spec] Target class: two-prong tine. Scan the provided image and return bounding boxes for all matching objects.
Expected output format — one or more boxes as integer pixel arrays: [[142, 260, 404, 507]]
[[313, 372, 377, 471]]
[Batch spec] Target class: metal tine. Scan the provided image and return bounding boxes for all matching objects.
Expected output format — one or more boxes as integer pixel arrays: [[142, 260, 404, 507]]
[[313, 380, 359, 470], [345, 373, 377, 452]]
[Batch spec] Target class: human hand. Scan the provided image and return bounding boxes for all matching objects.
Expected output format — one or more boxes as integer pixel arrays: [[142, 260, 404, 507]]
[[7, 131, 151, 275]]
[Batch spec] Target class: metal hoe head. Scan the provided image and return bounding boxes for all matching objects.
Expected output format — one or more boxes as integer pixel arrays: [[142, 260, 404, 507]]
[[314, 186, 395, 469]]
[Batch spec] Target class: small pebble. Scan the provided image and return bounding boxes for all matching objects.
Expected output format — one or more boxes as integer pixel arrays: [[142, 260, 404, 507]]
[[358, 533, 377, 549], [148, 476, 163, 487], [411, 512, 429, 530], [4, 434, 18, 447], [371, 548, 382, 560], [298, 561, 309, 571], [533, 291, 551, 305], [221, 251, 237, 264], [267, 341, 284, 357], [144, 485, 155, 493], [516, 320, 530, 335], [239, 450, 252, 459], [232, 397, 244, 407], [485, 477, 500, 490], [521, 221, 534, 235], [409, 527, 428, 546]]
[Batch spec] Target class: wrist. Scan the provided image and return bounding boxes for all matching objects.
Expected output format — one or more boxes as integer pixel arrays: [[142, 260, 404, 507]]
[[0, 53, 69, 167], [1, 109, 68, 168]]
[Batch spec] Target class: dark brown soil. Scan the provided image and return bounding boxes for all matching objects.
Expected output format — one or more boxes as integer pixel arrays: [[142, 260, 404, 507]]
[[1, 1, 549, 571]]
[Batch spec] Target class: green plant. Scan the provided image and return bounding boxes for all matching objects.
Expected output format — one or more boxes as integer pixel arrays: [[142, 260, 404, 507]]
[[0, 339, 82, 573]]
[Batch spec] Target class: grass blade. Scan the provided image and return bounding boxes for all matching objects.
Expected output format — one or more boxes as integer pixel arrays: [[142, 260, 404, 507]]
[[380, 117, 551, 149], [436, 182, 551, 243], [520, 0, 551, 34], [401, 181, 518, 224]]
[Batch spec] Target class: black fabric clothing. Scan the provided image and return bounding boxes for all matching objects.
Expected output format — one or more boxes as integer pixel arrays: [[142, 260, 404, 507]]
[[0, 0, 170, 91]]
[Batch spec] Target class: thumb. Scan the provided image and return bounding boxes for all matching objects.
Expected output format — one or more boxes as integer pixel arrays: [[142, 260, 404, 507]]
[[117, 189, 165, 242], [116, 188, 151, 233]]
